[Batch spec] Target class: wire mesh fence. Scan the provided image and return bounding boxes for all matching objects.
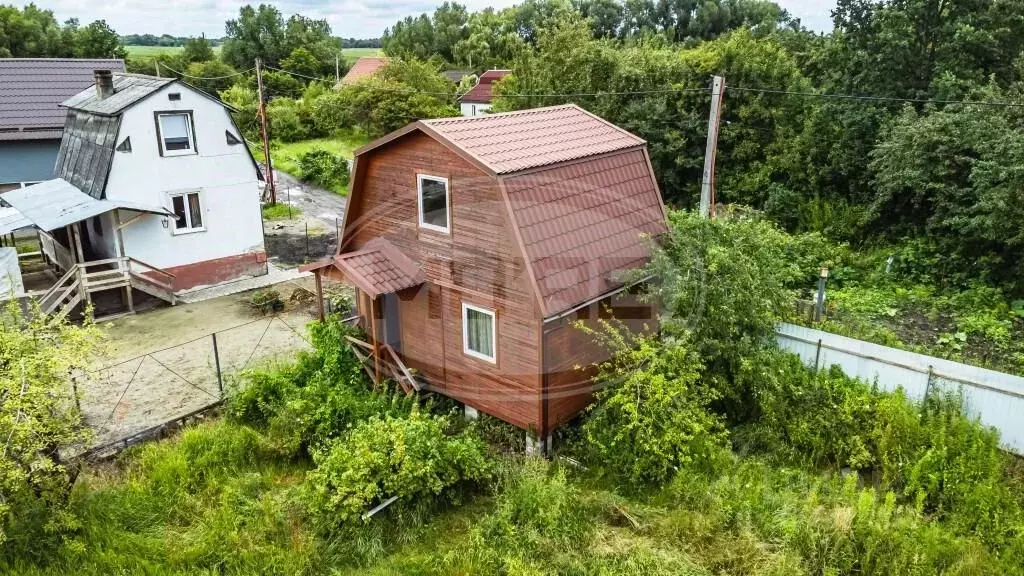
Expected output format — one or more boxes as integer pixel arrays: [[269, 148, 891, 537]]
[[76, 314, 313, 455]]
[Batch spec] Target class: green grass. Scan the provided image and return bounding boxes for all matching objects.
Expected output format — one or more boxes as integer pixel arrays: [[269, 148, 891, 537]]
[[266, 132, 369, 195], [262, 202, 301, 221], [340, 48, 382, 64]]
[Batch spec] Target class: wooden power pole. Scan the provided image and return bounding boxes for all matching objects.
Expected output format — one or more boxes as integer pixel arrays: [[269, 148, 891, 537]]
[[256, 58, 277, 205], [700, 75, 725, 219]]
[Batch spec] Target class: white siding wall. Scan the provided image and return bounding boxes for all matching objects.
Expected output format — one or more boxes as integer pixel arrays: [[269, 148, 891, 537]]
[[460, 102, 491, 117], [104, 83, 263, 270]]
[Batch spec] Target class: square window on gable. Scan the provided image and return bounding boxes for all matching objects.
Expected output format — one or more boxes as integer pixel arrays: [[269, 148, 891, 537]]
[[417, 175, 449, 233], [157, 112, 196, 156]]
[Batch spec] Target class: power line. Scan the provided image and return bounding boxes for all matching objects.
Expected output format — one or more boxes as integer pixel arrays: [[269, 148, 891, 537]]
[[159, 64, 255, 80], [264, 65, 712, 99], [728, 85, 1024, 108]]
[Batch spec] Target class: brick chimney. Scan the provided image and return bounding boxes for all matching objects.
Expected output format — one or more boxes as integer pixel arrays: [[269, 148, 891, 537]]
[[94, 70, 114, 100]]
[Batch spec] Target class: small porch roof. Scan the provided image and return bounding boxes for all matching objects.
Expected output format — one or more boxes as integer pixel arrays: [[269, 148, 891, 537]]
[[0, 207, 34, 236], [301, 238, 425, 298], [0, 178, 175, 232]]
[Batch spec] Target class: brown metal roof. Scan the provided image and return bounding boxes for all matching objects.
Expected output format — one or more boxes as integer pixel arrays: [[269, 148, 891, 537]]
[[340, 57, 388, 85], [458, 69, 511, 104], [420, 104, 646, 174], [319, 238, 425, 298], [0, 58, 124, 141], [504, 148, 667, 316]]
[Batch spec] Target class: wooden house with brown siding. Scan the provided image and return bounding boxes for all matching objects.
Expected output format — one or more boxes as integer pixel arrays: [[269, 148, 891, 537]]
[[303, 104, 668, 448]]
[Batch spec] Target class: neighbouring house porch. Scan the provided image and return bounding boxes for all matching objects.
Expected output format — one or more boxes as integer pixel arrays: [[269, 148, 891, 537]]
[[0, 179, 179, 319]]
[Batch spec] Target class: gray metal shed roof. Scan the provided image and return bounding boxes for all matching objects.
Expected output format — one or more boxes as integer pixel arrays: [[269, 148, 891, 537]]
[[0, 58, 124, 141], [61, 74, 174, 116], [1, 178, 173, 232], [0, 207, 34, 236]]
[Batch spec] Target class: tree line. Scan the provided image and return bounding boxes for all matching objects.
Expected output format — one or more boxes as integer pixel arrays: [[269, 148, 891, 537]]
[[0, 4, 124, 58], [379, 0, 1024, 300], [119, 33, 224, 47]]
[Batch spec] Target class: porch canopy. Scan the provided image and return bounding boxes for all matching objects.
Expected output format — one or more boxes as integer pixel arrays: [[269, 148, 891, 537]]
[[0, 207, 33, 236], [0, 178, 174, 232], [301, 237, 425, 300]]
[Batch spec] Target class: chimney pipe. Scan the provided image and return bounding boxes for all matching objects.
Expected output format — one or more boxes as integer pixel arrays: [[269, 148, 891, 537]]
[[94, 70, 114, 100]]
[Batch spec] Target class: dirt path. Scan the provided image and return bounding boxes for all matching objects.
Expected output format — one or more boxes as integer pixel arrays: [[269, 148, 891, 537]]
[[264, 170, 348, 266]]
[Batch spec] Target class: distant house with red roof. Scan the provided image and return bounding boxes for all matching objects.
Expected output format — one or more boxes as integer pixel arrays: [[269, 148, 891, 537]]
[[458, 69, 511, 116], [339, 56, 389, 85], [302, 104, 668, 451]]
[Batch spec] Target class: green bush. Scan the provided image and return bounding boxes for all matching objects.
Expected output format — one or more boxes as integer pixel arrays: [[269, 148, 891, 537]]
[[311, 92, 350, 134], [581, 332, 729, 487], [304, 410, 491, 526], [297, 148, 349, 190], [249, 289, 283, 314], [267, 99, 309, 142]]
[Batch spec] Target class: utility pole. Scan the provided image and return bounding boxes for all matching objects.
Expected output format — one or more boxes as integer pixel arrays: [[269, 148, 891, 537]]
[[335, 54, 340, 84], [700, 75, 725, 219], [256, 58, 277, 205]]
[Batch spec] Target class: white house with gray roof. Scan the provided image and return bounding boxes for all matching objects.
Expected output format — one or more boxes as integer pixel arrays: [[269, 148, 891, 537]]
[[0, 71, 266, 317]]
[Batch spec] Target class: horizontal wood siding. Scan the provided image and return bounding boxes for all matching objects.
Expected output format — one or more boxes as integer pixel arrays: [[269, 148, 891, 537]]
[[346, 132, 542, 430], [542, 291, 658, 430]]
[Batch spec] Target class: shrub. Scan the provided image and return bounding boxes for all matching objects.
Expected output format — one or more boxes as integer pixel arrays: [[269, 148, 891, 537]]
[[267, 99, 309, 142], [581, 332, 729, 487], [249, 289, 283, 314], [462, 457, 594, 571], [304, 410, 491, 526], [297, 148, 349, 190], [311, 92, 350, 134]]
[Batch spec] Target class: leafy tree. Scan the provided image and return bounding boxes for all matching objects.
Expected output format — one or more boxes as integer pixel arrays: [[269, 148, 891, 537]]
[[221, 4, 288, 69], [181, 35, 214, 63], [281, 46, 321, 80], [183, 60, 237, 96], [70, 19, 126, 59], [221, 84, 259, 139], [337, 59, 458, 137], [0, 304, 103, 548]]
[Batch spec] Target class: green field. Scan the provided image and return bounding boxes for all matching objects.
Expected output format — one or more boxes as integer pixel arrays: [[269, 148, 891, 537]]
[[125, 45, 221, 58], [340, 47, 382, 63]]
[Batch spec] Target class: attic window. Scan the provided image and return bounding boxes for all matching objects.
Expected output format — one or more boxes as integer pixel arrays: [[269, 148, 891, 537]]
[[168, 93, 182, 101], [115, 137, 132, 153], [156, 112, 196, 156], [225, 130, 242, 146], [417, 175, 449, 233]]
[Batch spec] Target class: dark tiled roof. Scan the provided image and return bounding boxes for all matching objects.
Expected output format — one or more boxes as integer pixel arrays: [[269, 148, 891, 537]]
[[458, 69, 510, 104], [333, 238, 425, 297], [62, 74, 173, 116], [0, 58, 124, 141], [504, 148, 667, 316], [422, 104, 646, 174], [54, 110, 121, 199], [340, 57, 388, 85]]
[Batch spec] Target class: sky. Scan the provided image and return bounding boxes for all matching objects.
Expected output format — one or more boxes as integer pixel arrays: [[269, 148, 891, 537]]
[[10, 0, 836, 39]]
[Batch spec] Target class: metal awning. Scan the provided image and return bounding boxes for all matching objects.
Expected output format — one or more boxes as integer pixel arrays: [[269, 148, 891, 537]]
[[0, 207, 34, 236], [0, 178, 174, 232]]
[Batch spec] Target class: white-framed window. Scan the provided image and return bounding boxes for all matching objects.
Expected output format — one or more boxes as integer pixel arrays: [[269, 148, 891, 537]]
[[462, 303, 496, 363], [169, 191, 204, 234], [417, 174, 450, 233], [157, 112, 196, 156]]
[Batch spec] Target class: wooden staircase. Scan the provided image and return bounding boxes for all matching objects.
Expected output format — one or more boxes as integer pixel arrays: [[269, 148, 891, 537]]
[[37, 256, 176, 318]]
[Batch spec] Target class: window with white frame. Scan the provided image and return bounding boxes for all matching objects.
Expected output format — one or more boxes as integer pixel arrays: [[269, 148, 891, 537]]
[[462, 303, 496, 363], [417, 175, 449, 232], [157, 112, 195, 156], [169, 191, 204, 233]]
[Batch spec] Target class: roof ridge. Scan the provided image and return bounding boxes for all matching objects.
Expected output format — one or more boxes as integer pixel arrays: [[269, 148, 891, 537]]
[[423, 103, 582, 124]]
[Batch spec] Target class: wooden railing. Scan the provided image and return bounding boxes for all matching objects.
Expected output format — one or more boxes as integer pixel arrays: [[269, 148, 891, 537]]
[[37, 256, 178, 316], [38, 265, 81, 315], [126, 256, 176, 296], [38, 230, 75, 272]]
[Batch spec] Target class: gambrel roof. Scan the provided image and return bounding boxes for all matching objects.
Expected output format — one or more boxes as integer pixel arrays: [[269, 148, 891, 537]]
[[345, 104, 668, 318]]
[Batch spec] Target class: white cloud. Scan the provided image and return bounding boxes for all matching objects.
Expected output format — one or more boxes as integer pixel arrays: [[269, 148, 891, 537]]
[[10, 0, 835, 40]]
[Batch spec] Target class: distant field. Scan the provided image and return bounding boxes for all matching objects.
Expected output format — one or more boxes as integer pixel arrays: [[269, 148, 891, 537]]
[[341, 48, 382, 63], [124, 45, 221, 58]]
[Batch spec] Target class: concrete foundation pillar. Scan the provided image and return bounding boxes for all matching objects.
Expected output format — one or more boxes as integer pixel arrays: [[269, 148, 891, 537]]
[[464, 405, 479, 420]]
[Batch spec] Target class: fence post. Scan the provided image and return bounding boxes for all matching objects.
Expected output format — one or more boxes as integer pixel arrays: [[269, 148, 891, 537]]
[[305, 221, 309, 257], [814, 338, 823, 373], [71, 376, 81, 412], [921, 364, 934, 413], [212, 333, 223, 397], [814, 267, 829, 322]]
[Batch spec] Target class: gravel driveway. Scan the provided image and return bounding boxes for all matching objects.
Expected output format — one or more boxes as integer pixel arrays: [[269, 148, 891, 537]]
[[264, 170, 348, 265]]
